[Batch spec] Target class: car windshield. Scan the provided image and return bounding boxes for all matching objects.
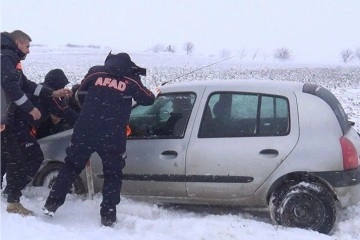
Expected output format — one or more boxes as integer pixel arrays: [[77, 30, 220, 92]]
[[129, 92, 196, 139]]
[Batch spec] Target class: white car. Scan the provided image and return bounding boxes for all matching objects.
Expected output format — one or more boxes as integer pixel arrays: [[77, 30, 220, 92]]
[[36, 79, 360, 234]]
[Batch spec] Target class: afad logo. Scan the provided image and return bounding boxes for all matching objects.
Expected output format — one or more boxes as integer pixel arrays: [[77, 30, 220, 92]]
[[94, 77, 126, 92]]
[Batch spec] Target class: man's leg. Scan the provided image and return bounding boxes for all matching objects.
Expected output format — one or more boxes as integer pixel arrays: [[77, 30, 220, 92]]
[[44, 143, 92, 214], [13, 121, 44, 190], [1, 131, 7, 188], [1, 126, 34, 215], [97, 149, 126, 227], [16, 122, 44, 189]]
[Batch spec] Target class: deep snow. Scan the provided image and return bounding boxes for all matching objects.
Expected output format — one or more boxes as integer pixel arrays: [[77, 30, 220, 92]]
[[1, 48, 360, 240]]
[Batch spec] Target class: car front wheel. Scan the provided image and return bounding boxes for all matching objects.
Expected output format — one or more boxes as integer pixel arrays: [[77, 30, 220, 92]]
[[33, 162, 85, 195], [269, 181, 336, 234]]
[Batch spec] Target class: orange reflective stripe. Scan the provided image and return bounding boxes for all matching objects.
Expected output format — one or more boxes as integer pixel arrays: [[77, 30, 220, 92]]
[[126, 125, 131, 136], [30, 126, 37, 137]]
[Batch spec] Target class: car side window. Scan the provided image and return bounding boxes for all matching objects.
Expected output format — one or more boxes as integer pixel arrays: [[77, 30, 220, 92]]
[[128, 92, 196, 139], [258, 95, 290, 136], [199, 92, 290, 138]]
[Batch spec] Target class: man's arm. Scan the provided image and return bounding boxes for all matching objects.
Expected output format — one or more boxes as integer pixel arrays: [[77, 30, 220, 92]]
[[2, 57, 72, 121], [1, 57, 37, 113], [74, 73, 95, 106], [126, 76, 156, 106], [48, 98, 78, 126], [22, 75, 72, 99]]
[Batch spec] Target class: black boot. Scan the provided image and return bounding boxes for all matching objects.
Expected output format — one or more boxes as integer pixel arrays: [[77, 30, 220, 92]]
[[101, 215, 117, 227], [43, 198, 60, 217]]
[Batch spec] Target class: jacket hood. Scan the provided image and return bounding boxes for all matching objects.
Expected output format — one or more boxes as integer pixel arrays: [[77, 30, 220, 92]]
[[44, 69, 69, 90], [85, 65, 106, 78], [1, 32, 26, 60], [104, 52, 146, 78]]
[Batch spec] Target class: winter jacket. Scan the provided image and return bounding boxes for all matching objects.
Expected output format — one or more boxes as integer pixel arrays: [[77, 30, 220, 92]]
[[14, 69, 78, 129], [39, 69, 78, 127], [73, 53, 155, 153], [1, 32, 53, 126], [1, 87, 10, 124]]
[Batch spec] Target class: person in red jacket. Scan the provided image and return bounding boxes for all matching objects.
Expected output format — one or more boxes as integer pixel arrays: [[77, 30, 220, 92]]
[[43, 52, 158, 227]]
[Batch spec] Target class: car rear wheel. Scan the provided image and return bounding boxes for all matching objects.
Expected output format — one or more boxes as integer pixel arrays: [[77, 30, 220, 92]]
[[269, 181, 336, 234], [33, 162, 85, 194]]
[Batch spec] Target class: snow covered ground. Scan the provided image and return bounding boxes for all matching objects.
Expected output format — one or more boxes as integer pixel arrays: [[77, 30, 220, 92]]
[[1, 48, 360, 240]]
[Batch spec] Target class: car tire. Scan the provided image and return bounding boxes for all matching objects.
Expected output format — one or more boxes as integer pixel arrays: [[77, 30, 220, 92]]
[[33, 162, 85, 195], [269, 181, 336, 234]]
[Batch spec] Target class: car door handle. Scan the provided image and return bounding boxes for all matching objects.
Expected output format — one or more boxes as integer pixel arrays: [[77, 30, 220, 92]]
[[259, 149, 279, 156], [160, 150, 178, 159]]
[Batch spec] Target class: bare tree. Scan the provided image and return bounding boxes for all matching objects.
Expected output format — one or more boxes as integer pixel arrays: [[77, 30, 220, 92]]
[[183, 42, 194, 55], [274, 48, 292, 61], [341, 49, 354, 63], [152, 44, 164, 53], [165, 45, 176, 53], [239, 49, 247, 60], [355, 48, 360, 61], [252, 49, 259, 61]]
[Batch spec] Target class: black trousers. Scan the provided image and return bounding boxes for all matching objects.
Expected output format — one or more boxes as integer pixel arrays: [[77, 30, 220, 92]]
[[45, 141, 126, 219], [1, 126, 27, 202], [0, 126, 17, 188], [2, 122, 44, 203], [1, 128, 8, 188]]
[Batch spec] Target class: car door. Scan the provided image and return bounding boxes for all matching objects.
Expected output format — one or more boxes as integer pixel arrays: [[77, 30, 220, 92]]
[[186, 84, 300, 200], [121, 91, 197, 197]]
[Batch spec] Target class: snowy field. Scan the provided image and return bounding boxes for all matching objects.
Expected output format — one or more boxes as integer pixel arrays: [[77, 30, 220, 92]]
[[1, 47, 360, 240]]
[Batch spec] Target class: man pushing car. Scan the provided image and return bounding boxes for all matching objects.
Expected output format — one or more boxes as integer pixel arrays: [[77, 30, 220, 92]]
[[43, 52, 159, 227]]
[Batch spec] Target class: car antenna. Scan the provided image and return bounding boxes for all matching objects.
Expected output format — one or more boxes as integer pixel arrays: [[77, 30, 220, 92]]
[[161, 55, 237, 86]]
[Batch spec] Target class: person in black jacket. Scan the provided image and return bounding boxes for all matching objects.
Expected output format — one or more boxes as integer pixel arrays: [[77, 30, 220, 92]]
[[1, 30, 72, 216], [8, 69, 77, 195], [43, 52, 158, 227], [35, 69, 79, 138]]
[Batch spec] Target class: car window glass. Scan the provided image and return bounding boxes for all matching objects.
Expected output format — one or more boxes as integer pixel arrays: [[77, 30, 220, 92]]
[[232, 94, 257, 119], [128, 92, 196, 139], [199, 92, 290, 138], [258, 95, 290, 136]]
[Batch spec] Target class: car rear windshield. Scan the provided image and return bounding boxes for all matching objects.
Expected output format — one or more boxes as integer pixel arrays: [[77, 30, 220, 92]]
[[302, 83, 350, 134]]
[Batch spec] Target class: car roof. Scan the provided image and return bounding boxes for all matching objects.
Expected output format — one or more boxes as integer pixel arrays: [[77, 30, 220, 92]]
[[161, 79, 305, 92]]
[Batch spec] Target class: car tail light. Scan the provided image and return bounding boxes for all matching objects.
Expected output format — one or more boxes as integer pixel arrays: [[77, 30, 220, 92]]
[[340, 136, 359, 170]]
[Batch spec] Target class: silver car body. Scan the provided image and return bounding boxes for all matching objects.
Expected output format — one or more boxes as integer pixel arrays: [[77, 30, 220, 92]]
[[37, 79, 360, 208]]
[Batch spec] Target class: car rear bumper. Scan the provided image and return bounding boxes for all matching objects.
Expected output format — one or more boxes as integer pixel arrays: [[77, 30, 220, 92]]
[[312, 167, 360, 207], [312, 167, 360, 187]]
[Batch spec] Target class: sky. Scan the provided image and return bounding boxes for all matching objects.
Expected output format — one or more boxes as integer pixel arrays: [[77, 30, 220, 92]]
[[1, 0, 360, 62]]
